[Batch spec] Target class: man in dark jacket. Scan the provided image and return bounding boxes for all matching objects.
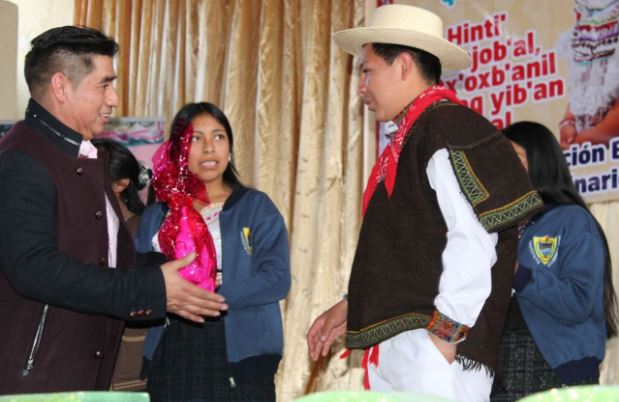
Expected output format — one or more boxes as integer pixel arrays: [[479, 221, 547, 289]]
[[0, 26, 228, 393]]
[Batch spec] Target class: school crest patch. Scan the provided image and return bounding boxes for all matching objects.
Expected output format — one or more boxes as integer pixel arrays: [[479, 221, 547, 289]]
[[530, 235, 560, 266]]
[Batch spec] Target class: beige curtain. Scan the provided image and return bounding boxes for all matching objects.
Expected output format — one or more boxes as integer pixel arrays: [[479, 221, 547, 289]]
[[76, 0, 366, 400]]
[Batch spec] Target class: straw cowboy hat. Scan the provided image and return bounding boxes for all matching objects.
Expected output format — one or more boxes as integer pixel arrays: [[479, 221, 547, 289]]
[[333, 4, 471, 71]]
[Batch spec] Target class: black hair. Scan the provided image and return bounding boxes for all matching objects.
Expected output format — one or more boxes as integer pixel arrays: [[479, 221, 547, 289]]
[[25, 26, 119, 99], [92, 138, 147, 215], [169, 102, 245, 190], [504, 121, 618, 337], [371, 43, 441, 84]]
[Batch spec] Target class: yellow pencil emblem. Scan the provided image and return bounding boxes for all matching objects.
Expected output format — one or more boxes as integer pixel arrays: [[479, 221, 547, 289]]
[[241, 227, 253, 255]]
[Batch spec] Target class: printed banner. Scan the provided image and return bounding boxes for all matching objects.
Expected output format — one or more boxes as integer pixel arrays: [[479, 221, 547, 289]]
[[381, 0, 619, 203], [0, 117, 163, 160], [98, 116, 165, 174]]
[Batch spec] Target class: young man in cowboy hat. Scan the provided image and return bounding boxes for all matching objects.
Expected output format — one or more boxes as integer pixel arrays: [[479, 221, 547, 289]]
[[307, 5, 541, 401]]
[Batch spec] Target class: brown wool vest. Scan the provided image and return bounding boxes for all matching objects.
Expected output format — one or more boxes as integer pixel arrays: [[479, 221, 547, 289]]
[[0, 121, 135, 391], [346, 103, 540, 372]]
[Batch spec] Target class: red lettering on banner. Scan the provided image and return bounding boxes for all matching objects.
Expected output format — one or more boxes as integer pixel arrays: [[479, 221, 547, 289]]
[[444, 12, 566, 128], [447, 13, 506, 45], [460, 95, 484, 114], [491, 111, 512, 130], [512, 31, 538, 58], [533, 79, 564, 101], [470, 40, 508, 72], [512, 52, 556, 81]]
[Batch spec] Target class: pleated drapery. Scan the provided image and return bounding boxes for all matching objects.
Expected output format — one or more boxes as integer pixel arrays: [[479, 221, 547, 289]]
[[76, 0, 366, 400]]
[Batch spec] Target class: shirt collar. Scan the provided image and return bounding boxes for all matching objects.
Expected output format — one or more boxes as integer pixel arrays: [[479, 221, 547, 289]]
[[79, 140, 99, 159], [25, 98, 84, 157]]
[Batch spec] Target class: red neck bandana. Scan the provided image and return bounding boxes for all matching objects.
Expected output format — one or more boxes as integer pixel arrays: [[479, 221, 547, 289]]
[[361, 85, 463, 216], [152, 124, 218, 291]]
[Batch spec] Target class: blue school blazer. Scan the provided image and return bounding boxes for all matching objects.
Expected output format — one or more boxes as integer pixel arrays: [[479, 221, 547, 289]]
[[136, 188, 290, 365]]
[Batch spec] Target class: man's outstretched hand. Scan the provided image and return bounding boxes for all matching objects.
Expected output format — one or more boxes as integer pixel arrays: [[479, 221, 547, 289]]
[[161, 252, 228, 323]]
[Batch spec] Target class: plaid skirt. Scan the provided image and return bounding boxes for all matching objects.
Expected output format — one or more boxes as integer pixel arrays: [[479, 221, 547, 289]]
[[490, 328, 597, 402], [147, 316, 276, 402]]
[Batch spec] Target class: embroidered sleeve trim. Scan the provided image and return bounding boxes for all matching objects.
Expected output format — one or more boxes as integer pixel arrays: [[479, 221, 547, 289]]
[[449, 149, 489, 207], [426, 309, 469, 344], [479, 191, 543, 232]]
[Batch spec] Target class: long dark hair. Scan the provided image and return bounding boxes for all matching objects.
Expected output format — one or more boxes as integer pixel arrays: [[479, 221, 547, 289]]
[[169, 102, 245, 190], [504, 121, 618, 337], [93, 138, 147, 215]]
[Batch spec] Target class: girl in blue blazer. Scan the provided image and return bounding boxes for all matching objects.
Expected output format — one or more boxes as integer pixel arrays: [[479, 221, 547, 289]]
[[491, 121, 618, 401], [136, 102, 290, 402]]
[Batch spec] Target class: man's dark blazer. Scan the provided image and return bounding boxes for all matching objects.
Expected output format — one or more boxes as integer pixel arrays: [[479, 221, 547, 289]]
[[0, 100, 166, 393]]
